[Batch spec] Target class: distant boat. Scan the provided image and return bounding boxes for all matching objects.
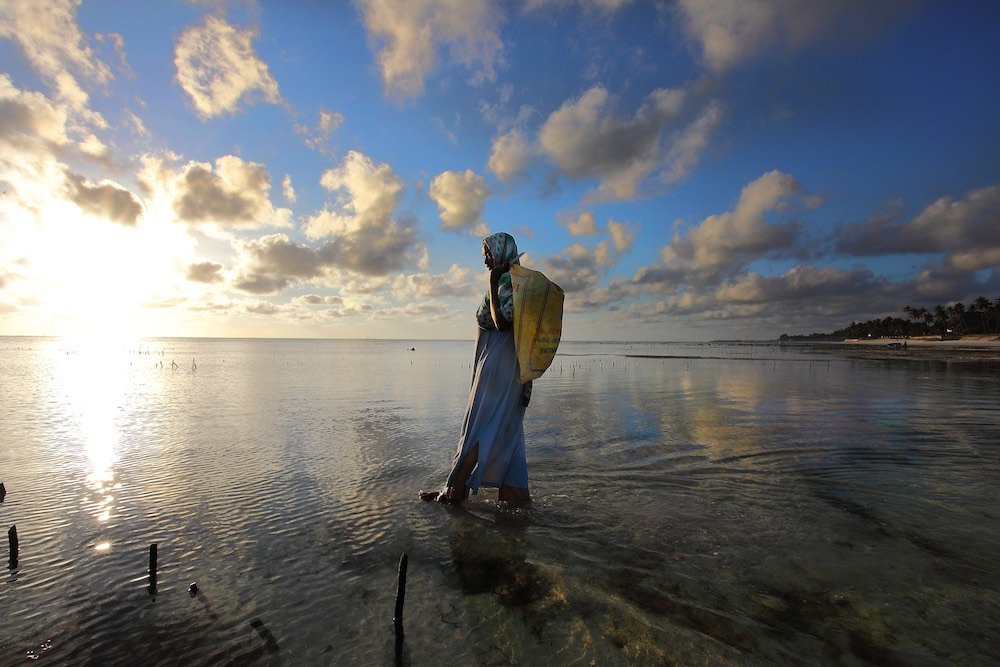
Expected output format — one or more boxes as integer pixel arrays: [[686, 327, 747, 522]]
[[886, 342, 903, 349]]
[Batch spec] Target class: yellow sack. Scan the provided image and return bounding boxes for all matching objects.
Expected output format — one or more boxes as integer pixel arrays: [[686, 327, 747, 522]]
[[509, 264, 565, 384]]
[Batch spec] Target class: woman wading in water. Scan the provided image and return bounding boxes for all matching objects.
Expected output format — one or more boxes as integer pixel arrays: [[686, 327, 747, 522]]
[[422, 232, 531, 504]]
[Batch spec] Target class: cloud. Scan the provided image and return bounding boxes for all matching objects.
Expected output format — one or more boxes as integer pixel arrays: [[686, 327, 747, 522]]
[[122, 109, 150, 137], [487, 128, 531, 181], [391, 263, 478, 298], [64, 173, 143, 225], [429, 169, 489, 235], [524, 0, 634, 12], [356, 0, 503, 100], [615, 264, 893, 331], [675, 0, 913, 73], [539, 85, 712, 200], [372, 299, 453, 322], [666, 170, 802, 278], [607, 219, 635, 253], [0, 0, 112, 114], [242, 299, 279, 315], [151, 154, 292, 228], [0, 76, 73, 201], [661, 101, 722, 184], [714, 265, 883, 305], [834, 184, 1000, 270], [185, 260, 224, 283], [562, 211, 599, 237], [233, 233, 335, 294], [281, 174, 296, 203], [295, 107, 344, 152], [304, 150, 420, 275], [233, 273, 291, 295], [0, 77, 142, 222], [0, 74, 71, 158], [293, 294, 343, 306], [540, 221, 633, 294], [174, 15, 282, 118]]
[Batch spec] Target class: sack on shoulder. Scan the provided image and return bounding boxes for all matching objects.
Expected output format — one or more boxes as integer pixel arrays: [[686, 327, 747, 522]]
[[509, 264, 564, 384]]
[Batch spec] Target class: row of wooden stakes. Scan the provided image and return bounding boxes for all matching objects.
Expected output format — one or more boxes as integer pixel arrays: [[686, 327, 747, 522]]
[[3, 481, 411, 664]]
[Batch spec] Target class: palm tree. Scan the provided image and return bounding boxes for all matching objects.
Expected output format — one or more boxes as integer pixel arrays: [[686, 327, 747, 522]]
[[934, 304, 948, 334], [917, 307, 932, 334], [974, 296, 991, 334], [951, 302, 966, 334]]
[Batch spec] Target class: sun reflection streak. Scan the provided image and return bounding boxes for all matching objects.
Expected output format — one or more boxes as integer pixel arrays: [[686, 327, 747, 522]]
[[47, 336, 141, 525]]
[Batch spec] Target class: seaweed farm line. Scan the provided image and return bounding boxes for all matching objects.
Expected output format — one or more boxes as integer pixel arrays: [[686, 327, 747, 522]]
[[1, 337, 998, 663]]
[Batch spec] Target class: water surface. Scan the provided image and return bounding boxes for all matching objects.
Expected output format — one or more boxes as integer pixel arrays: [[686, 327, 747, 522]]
[[1, 337, 998, 664]]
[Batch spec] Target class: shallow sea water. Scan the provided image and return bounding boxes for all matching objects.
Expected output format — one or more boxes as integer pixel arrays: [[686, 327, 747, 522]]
[[0, 337, 998, 664]]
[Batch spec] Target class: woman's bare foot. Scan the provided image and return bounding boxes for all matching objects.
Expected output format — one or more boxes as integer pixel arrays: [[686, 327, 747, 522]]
[[439, 485, 468, 504], [498, 485, 531, 504]]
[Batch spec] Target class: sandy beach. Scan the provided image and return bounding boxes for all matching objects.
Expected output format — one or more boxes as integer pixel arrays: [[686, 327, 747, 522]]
[[838, 334, 1000, 349], [826, 334, 1000, 362]]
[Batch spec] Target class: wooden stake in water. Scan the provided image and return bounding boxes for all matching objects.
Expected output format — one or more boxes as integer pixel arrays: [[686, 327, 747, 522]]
[[393, 553, 408, 664], [148, 543, 157, 594], [9, 525, 19, 569], [0, 482, 6, 501]]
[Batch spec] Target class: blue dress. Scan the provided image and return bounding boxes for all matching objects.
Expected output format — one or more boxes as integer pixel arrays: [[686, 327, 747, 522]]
[[446, 326, 529, 495]]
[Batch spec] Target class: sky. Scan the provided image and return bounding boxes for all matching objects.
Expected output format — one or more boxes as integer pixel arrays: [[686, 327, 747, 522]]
[[0, 0, 998, 341]]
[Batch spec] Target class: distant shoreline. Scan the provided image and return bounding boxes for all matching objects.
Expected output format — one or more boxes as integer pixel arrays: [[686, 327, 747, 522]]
[[834, 334, 1000, 349]]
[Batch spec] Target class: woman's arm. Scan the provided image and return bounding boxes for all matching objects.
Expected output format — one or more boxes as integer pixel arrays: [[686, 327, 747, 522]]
[[489, 262, 511, 331]]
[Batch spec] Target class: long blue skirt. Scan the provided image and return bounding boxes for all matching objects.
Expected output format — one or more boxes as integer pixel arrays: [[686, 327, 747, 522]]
[[446, 327, 528, 494]]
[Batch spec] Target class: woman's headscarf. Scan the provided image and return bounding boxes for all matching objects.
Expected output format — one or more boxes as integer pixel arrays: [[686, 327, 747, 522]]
[[476, 232, 521, 330], [482, 232, 522, 267]]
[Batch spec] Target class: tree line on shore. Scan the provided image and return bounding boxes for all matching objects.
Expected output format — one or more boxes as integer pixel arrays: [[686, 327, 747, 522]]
[[779, 296, 1000, 341]]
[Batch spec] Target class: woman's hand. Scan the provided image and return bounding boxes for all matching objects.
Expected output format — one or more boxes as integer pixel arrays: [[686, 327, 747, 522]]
[[490, 261, 510, 282], [489, 260, 512, 330]]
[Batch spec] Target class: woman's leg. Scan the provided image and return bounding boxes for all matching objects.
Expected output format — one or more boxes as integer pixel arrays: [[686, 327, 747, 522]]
[[498, 434, 529, 503], [443, 444, 479, 503]]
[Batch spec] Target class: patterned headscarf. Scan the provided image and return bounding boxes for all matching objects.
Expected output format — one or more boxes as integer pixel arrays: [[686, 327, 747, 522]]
[[482, 232, 521, 267], [476, 232, 521, 330]]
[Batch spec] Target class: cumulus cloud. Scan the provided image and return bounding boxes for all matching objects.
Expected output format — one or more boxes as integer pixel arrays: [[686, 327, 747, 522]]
[[64, 172, 143, 225], [666, 170, 802, 279], [714, 265, 882, 305], [562, 211, 598, 237], [487, 128, 531, 181], [0, 0, 112, 115], [0, 74, 71, 159], [539, 85, 717, 200], [233, 233, 336, 294], [356, 0, 503, 100], [281, 174, 296, 203], [146, 154, 292, 228], [77, 133, 107, 158], [293, 294, 343, 306], [242, 299, 279, 316], [185, 260, 224, 283], [540, 221, 634, 294], [429, 169, 489, 235], [614, 264, 894, 331], [372, 299, 453, 322], [607, 219, 635, 253], [391, 263, 478, 298], [1, 77, 142, 223], [676, 0, 912, 73], [835, 184, 1000, 270], [174, 15, 282, 118], [304, 150, 419, 275]]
